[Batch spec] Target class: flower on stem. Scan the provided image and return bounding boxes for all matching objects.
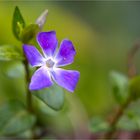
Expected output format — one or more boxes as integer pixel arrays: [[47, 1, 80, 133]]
[[23, 31, 80, 92]]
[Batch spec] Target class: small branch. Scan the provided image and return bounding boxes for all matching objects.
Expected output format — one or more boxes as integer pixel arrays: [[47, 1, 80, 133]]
[[128, 41, 140, 78], [103, 96, 132, 139], [23, 58, 33, 112], [102, 41, 140, 139]]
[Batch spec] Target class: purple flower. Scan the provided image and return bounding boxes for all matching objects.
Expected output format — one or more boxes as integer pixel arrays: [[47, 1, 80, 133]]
[[23, 31, 80, 92]]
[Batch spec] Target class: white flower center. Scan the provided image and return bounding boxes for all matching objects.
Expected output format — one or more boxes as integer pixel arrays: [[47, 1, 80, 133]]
[[46, 58, 55, 68]]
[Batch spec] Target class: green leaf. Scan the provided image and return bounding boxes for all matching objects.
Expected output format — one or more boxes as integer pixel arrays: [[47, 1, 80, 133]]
[[20, 24, 40, 43], [5, 62, 24, 78], [36, 9, 48, 29], [0, 45, 24, 61], [33, 84, 64, 111], [127, 112, 140, 129], [12, 6, 25, 40], [89, 117, 110, 133], [109, 71, 129, 104], [16, 130, 32, 138], [0, 100, 36, 135], [117, 115, 139, 131], [36, 98, 58, 116], [129, 76, 140, 100], [125, 101, 140, 129]]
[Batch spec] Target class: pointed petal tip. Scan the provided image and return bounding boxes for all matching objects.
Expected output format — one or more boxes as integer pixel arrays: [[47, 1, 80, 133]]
[[44, 9, 49, 14], [37, 30, 56, 37], [22, 44, 45, 67], [55, 39, 76, 67], [52, 68, 80, 93], [66, 70, 80, 93], [37, 31, 58, 57]]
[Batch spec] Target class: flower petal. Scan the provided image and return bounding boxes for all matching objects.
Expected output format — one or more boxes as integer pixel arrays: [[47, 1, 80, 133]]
[[23, 44, 45, 67], [55, 39, 76, 67], [29, 66, 53, 90], [51, 68, 80, 92], [37, 31, 58, 57]]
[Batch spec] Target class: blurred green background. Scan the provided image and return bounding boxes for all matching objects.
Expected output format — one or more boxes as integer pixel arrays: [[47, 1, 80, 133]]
[[1, 0, 140, 137]]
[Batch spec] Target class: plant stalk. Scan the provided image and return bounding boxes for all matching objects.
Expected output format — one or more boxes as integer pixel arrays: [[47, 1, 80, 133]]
[[23, 58, 33, 112]]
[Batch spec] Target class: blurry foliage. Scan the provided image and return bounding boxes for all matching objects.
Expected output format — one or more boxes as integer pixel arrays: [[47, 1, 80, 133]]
[[109, 71, 129, 104], [1, 1, 140, 138], [129, 76, 140, 100], [0, 100, 36, 136], [0, 45, 23, 61], [117, 100, 140, 131], [89, 117, 110, 133]]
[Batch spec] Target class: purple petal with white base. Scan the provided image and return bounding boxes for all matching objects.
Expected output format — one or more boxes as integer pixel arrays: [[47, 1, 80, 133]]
[[23, 44, 45, 67], [55, 39, 76, 67], [51, 68, 80, 92], [29, 66, 53, 90], [37, 31, 58, 57]]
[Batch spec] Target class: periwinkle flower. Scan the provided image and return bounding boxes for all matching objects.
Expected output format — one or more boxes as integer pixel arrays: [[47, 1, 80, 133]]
[[23, 31, 80, 92]]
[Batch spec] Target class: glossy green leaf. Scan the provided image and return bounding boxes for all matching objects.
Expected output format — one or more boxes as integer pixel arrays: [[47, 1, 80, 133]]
[[12, 6, 25, 40], [129, 76, 140, 100], [36, 9, 48, 29], [33, 84, 64, 111], [0, 45, 24, 61], [0, 100, 36, 135], [36, 98, 58, 116], [89, 117, 110, 133], [20, 24, 40, 43], [109, 71, 129, 104]]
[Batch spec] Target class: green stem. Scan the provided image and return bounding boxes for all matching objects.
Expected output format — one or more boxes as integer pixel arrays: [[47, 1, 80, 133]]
[[23, 58, 32, 112]]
